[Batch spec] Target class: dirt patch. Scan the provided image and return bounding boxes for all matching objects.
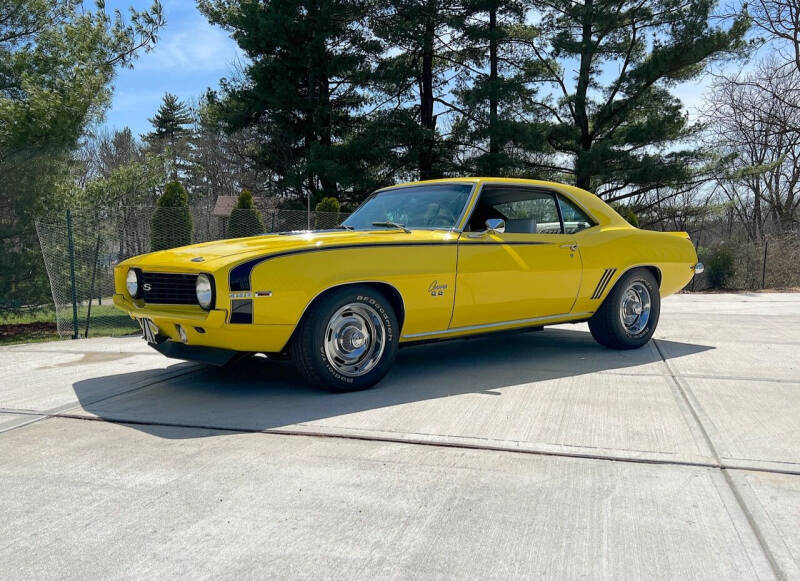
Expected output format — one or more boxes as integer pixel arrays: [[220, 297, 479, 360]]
[[0, 322, 58, 342], [49, 352, 136, 367]]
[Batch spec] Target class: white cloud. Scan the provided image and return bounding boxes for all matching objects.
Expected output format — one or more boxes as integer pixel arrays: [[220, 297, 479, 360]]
[[137, 15, 244, 74]]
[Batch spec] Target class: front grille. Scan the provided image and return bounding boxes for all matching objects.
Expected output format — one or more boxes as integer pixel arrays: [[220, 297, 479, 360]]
[[141, 272, 199, 305]]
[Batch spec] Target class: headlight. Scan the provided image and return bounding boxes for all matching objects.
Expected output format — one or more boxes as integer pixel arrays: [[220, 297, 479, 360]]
[[196, 274, 214, 310], [126, 269, 141, 298]]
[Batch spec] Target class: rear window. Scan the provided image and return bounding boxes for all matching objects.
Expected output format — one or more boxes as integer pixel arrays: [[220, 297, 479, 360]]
[[558, 196, 594, 234]]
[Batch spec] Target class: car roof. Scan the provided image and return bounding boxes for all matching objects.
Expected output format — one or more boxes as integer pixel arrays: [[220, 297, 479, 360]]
[[377, 177, 629, 228]]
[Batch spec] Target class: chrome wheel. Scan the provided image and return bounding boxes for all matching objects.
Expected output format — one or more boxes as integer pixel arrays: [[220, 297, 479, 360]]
[[619, 281, 651, 336], [323, 303, 386, 377]]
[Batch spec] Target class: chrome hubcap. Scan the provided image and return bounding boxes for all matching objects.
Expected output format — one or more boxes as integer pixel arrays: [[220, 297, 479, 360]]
[[323, 303, 386, 377], [619, 282, 651, 335]]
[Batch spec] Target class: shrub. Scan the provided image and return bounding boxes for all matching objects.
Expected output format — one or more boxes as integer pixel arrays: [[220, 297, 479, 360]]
[[706, 246, 736, 289], [227, 189, 265, 238], [314, 197, 340, 229], [151, 181, 193, 251], [624, 209, 639, 227]]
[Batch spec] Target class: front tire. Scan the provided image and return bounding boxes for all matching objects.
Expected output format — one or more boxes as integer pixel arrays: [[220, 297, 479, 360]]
[[292, 286, 399, 392], [588, 268, 660, 350]]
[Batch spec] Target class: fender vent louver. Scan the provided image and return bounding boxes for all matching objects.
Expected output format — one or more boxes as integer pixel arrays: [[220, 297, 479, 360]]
[[591, 268, 617, 300]]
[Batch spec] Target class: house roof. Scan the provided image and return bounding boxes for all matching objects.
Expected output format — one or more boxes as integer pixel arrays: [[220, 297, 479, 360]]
[[212, 196, 237, 217]]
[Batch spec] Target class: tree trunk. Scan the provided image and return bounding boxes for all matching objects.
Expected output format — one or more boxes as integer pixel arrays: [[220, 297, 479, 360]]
[[318, 71, 337, 199], [488, 6, 498, 176], [419, 17, 437, 180], [574, 0, 594, 191]]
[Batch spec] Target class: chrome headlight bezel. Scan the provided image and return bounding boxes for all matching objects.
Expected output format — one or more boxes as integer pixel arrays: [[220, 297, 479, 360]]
[[196, 273, 215, 310], [126, 268, 142, 299]]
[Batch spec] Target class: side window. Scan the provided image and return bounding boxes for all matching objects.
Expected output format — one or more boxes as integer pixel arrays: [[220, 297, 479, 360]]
[[493, 192, 562, 234], [558, 195, 594, 234]]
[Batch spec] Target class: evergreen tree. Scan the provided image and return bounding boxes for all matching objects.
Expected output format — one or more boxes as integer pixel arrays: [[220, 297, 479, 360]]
[[199, 0, 381, 206], [523, 0, 749, 198], [368, 0, 461, 180], [0, 0, 162, 308], [151, 181, 193, 251], [314, 196, 340, 229], [227, 189, 264, 238], [146, 93, 193, 180], [450, 0, 547, 176]]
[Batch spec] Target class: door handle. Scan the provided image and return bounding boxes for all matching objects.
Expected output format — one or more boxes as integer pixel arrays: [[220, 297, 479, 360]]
[[560, 244, 578, 251]]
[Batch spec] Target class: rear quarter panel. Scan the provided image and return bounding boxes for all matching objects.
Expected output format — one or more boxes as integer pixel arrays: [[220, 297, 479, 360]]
[[572, 227, 697, 314]]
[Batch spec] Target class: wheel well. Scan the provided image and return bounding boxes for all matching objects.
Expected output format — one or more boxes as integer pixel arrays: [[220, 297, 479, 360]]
[[606, 265, 662, 297], [302, 282, 406, 329], [642, 265, 662, 288]]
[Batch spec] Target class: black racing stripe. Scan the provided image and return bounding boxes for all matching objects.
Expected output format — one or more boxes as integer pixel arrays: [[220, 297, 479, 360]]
[[600, 268, 617, 296], [596, 270, 613, 299], [592, 268, 616, 299], [229, 299, 253, 324], [228, 240, 554, 291]]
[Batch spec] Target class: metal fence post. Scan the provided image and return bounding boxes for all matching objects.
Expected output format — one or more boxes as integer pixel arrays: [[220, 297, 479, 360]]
[[762, 239, 768, 289], [84, 233, 101, 338], [66, 209, 79, 339]]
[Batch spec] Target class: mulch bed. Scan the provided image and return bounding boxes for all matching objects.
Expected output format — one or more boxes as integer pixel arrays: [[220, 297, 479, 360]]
[[0, 322, 58, 341]]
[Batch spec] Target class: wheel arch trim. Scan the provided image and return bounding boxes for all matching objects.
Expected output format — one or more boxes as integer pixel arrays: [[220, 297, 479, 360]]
[[600, 264, 663, 302], [295, 280, 407, 332]]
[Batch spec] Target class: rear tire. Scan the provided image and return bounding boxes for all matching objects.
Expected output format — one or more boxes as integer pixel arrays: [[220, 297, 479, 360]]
[[292, 286, 399, 392], [589, 268, 660, 350]]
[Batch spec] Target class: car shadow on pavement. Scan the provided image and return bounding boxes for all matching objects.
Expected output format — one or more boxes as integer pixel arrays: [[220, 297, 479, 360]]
[[71, 327, 713, 439]]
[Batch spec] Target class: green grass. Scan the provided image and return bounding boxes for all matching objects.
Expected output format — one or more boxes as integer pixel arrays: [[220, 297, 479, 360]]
[[0, 303, 139, 345]]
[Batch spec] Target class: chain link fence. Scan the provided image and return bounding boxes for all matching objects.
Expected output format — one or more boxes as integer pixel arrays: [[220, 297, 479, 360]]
[[35, 207, 349, 339], [34, 205, 800, 340]]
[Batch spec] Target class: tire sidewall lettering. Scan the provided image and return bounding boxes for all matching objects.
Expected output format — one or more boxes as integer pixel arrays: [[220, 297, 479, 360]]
[[316, 291, 396, 387]]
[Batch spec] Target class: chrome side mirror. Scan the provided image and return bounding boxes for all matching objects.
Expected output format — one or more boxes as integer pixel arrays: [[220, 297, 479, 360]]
[[485, 218, 505, 234]]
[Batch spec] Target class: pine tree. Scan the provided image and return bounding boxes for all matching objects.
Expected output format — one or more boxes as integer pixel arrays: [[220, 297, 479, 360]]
[[199, 0, 380, 206], [524, 0, 749, 199], [450, 0, 547, 176], [0, 0, 162, 308], [314, 196, 340, 229], [146, 93, 193, 180], [227, 189, 264, 238], [151, 181, 193, 251], [368, 0, 460, 180]]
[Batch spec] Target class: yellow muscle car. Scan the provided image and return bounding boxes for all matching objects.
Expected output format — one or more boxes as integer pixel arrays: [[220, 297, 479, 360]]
[[114, 178, 703, 391]]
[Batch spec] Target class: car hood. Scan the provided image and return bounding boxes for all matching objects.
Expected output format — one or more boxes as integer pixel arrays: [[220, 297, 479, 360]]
[[123, 229, 459, 271]]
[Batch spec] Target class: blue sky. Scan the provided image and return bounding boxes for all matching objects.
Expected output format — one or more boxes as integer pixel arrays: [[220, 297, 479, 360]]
[[103, 1, 742, 137], [103, 0, 243, 137]]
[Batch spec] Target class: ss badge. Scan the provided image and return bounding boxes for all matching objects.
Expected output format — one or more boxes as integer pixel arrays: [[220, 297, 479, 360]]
[[428, 280, 447, 297]]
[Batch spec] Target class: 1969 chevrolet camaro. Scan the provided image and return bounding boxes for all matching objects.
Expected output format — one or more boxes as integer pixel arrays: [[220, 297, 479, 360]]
[[114, 178, 703, 391]]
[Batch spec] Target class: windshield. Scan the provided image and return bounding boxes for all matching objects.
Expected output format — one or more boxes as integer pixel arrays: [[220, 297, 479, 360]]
[[342, 183, 474, 231]]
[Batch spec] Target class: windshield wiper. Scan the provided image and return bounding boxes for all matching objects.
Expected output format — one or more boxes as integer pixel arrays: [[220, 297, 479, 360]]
[[336, 224, 354, 230], [372, 221, 411, 233]]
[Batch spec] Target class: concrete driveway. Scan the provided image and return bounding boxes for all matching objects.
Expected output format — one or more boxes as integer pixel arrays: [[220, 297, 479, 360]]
[[1, 293, 799, 580]]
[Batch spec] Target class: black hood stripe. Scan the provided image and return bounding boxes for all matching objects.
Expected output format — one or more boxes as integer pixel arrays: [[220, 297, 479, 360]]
[[228, 240, 552, 291]]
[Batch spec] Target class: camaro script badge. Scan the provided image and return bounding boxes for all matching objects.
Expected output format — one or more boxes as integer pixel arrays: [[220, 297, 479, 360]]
[[428, 280, 447, 297]]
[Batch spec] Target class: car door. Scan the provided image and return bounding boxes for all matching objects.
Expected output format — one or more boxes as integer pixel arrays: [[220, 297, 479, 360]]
[[450, 186, 582, 329]]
